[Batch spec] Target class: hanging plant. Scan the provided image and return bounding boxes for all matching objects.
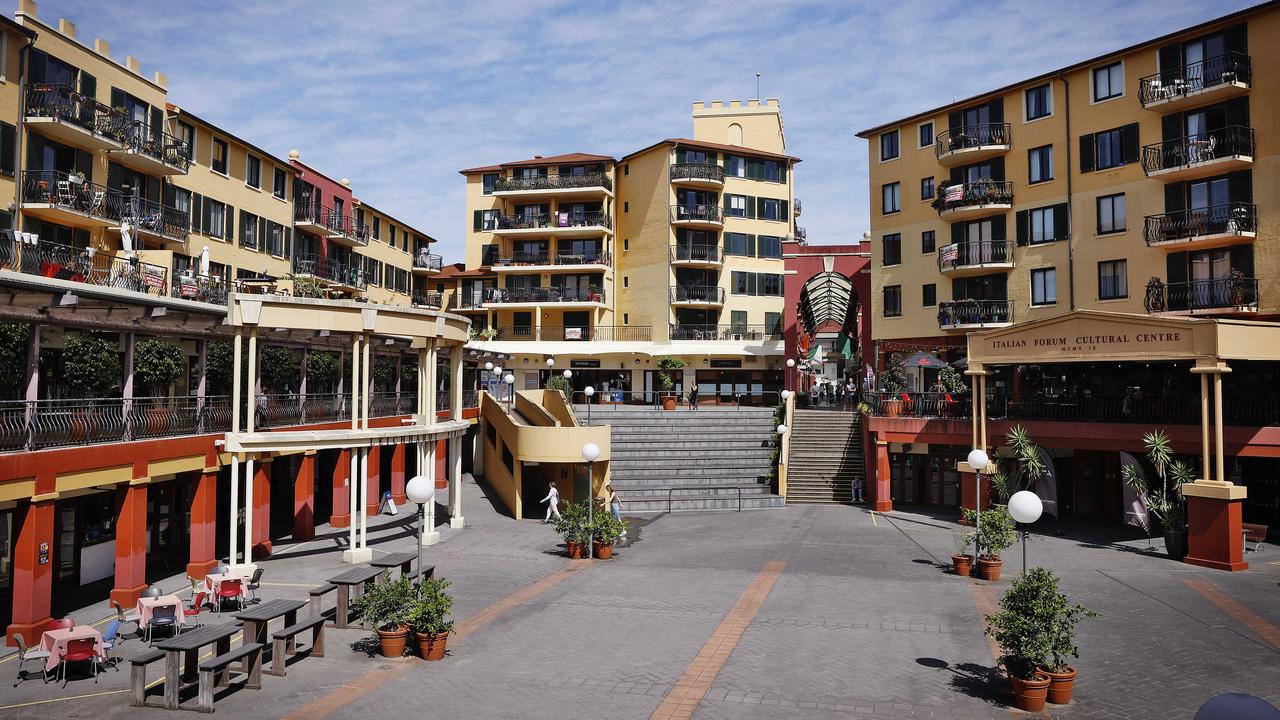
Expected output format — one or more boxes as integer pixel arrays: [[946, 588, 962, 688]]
[[134, 338, 186, 398], [62, 333, 121, 398], [0, 323, 31, 399], [306, 351, 341, 392], [260, 346, 299, 393]]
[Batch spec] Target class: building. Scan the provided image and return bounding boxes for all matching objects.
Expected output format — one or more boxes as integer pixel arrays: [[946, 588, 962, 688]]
[[782, 236, 871, 394], [458, 100, 799, 402], [0, 0, 466, 645], [856, 2, 1278, 570]]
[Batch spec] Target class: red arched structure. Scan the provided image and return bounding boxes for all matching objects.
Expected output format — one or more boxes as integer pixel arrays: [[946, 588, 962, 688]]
[[782, 238, 871, 388]]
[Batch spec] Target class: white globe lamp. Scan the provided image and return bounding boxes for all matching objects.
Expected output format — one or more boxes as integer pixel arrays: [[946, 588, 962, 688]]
[[546, 357, 555, 367], [405, 474, 437, 591], [776, 424, 788, 435], [580, 442, 600, 462], [1008, 490, 1043, 524], [563, 369, 572, 379], [581, 441, 600, 559], [786, 359, 795, 368], [967, 448, 989, 471]]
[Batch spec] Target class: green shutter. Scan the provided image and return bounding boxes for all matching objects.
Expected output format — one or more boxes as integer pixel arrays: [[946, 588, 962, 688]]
[[473, 210, 482, 231], [746, 234, 757, 257], [1079, 134, 1095, 173], [780, 200, 789, 220], [0, 123, 14, 175], [225, 205, 234, 242]]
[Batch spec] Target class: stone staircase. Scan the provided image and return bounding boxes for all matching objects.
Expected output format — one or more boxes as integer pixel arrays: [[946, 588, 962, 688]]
[[588, 407, 785, 512], [785, 409, 863, 504]]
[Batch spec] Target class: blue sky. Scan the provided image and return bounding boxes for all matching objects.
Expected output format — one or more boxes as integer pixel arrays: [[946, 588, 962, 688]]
[[40, 0, 1257, 259]]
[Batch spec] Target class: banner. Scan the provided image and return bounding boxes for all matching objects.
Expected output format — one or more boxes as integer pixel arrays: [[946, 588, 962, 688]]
[[1119, 451, 1149, 532], [1033, 447, 1059, 518]]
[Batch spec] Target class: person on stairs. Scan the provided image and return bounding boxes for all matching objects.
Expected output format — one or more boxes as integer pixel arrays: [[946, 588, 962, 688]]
[[541, 481, 562, 523], [604, 482, 626, 537]]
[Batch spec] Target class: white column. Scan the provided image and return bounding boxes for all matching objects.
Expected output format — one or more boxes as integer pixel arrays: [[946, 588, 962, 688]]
[[362, 334, 372, 430], [450, 345, 463, 422], [232, 332, 243, 433], [359, 447, 369, 549], [422, 441, 439, 545], [342, 446, 371, 563], [247, 329, 257, 433], [426, 341, 438, 421], [449, 432, 464, 528], [228, 454, 240, 565], [350, 336, 360, 431]]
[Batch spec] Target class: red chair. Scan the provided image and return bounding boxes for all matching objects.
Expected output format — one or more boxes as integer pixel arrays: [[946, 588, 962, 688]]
[[216, 579, 244, 612], [186, 592, 207, 627], [58, 636, 100, 686]]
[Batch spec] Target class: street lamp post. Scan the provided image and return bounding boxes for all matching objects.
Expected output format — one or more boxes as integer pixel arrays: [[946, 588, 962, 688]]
[[786, 358, 795, 392], [404, 474, 436, 596], [581, 442, 600, 559], [503, 373, 515, 414], [1008, 490, 1043, 574], [967, 448, 989, 565], [584, 385, 595, 425]]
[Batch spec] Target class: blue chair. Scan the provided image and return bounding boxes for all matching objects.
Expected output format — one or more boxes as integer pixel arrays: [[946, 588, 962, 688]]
[[101, 620, 123, 670], [145, 605, 179, 643]]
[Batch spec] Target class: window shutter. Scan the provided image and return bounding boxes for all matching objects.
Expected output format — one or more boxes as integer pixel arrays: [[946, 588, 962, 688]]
[[191, 193, 203, 232], [951, 222, 965, 247], [258, 217, 267, 250], [0, 123, 14, 175], [1121, 123, 1140, 164], [949, 167, 964, 185], [1227, 170, 1252, 204], [780, 200, 789, 219], [150, 107, 162, 136], [675, 148, 686, 163], [990, 156, 1005, 181], [947, 110, 961, 131], [75, 150, 93, 180], [987, 98, 1003, 123], [778, 163, 787, 183], [225, 205, 234, 241], [1224, 96, 1249, 129], [79, 73, 97, 103], [1079, 133, 1095, 173], [1052, 203, 1068, 240], [755, 197, 764, 219], [472, 210, 482, 231], [746, 234, 757, 257], [110, 87, 126, 110], [1015, 210, 1029, 245], [28, 49, 46, 83], [1166, 252, 1187, 286], [1223, 23, 1247, 55], [285, 227, 293, 259], [1161, 114, 1181, 143], [952, 278, 965, 301]]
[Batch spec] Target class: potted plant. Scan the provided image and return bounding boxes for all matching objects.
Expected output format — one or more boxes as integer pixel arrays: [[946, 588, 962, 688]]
[[408, 577, 455, 661], [1040, 577, 1101, 705], [879, 353, 907, 417], [552, 499, 592, 559], [350, 576, 415, 657], [68, 170, 86, 185], [591, 506, 626, 559], [134, 338, 186, 433], [952, 527, 974, 577], [656, 356, 685, 410], [984, 567, 1055, 711], [1120, 430, 1190, 560], [62, 333, 121, 439], [975, 505, 1015, 581], [546, 374, 569, 394]]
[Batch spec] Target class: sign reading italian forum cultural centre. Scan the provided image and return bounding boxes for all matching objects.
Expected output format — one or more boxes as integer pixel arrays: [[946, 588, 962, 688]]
[[988, 330, 1187, 355], [971, 312, 1208, 363]]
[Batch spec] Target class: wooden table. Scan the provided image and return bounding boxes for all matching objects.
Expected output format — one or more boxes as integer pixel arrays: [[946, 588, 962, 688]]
[[235, 599, 307, 677], [327, 566, 386, 629], [152, 622, 242, 710], [371, 552, 417, 578]]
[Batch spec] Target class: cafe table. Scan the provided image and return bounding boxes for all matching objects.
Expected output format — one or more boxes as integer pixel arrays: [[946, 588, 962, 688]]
[[39, 625, 104, 674]]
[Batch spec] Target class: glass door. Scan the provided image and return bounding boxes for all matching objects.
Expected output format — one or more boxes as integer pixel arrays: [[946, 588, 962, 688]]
[[1190, 249, 1230, 307]]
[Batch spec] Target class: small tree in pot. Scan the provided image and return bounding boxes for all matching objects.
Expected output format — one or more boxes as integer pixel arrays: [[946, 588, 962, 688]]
[[546, 374, 569, 394], [1120, 430, 1190, 560], [408, 577, 455, 660], [975, 505, 1016, 581], [0, 323, 31, 400], [62, 333, 121, 398], [591, 508, 626, 559], [952, 524, 974, 577], [134, 339, 186, 434], [552, 499, 592, 558], [350, 576, 416, 657], [656, 356, 685, 410], [260, 346, 299, 393], [879, 353, 907, 417]]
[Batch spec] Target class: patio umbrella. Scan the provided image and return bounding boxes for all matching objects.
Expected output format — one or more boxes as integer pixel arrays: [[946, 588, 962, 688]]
[[120, 222, 134, 257], [200, 245, 210, 277], [903, 351, 946, 369]]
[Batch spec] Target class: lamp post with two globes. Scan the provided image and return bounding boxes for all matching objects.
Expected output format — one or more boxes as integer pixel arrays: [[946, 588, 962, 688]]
[[581, 442, 600, 559], [786, 358, 796, 391]]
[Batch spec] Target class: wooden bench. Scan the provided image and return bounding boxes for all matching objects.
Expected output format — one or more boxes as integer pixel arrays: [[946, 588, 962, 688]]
[[270, 616, 326, 677], [1243, 523, 1268, 552], [129, 648, 166, 707], [403, 564, 436, 582], [197, 642, 264, 713], [308, 583, 337, 617]]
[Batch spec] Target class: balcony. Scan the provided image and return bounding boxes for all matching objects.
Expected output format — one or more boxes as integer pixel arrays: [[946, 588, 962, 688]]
[[937, 299, 1012, 330], [21, 170, 123, 230], [0, 233, 169, 297], [670, 162, 725, 188], [932, 179, 1013, 219], [450, 290, 489, 311], [669, 285, 725, 306], [490, 325, 652, 342], [934, 123, 1011, 166], [115, 196, 191, 246], [291, 253, 367, 291], [493, 250, 612, 272], [108, 120, 192, 175], [1141, 126, 1254, 180], [493, 211, 612, 237], [413, 291, 443, 308], [669, 204, 723, 228], [670, 243, 721, 266], [412, 250, 443, 275], [171, 273, 229, 305], [1143, 203, 1256, 249], [294, 204, 369, 247], [1144, 275, 1258, 316], [493, 172, 612, 199], [670, 324, 781, 341], [23, 84, 127, 152], [937, 240, 1013, 276], [1139, 52, 1251, 111], [484, 285, 606, 306]]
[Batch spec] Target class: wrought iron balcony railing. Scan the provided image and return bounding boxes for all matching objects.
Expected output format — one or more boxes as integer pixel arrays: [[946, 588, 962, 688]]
[[937, 240, 1012, 272], [24, 84, 126, 138], [494, 172, 612, 193], [492, 325, 651, 342], [452, 290, 488, 309], [413, 250, 443, 272], [485, 286, 605, 304], [1141, 125, 1254, 175], [670, 204, 723, 223], [171, 273, 229, 304], [669, 324, 782, 341], [122, 195, 190, 243], [670, 162, 725, 183], [1143, 203, 1256, 245], [671, 244, 720, 263], [114, 119, 191, 172], [669, 285, 725, 303], [0, 230, 169, 296], [413, 292, 443, 308], [1138, 52, 1252, 106], [932, 180, 1013, 214], [22, 170, 124, 222], [937, 299, 1012, 328], [1143, 274, 1258, 313], [292, 253, 367, 290], [934, 122, 1011, 159], [496, 211, 611, 231]]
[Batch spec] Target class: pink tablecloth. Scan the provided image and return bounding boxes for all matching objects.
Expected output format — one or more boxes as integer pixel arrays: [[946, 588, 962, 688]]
[[205, 572, 249, 600], [136, 595, 187, 627], [38, 626, 104, 673]]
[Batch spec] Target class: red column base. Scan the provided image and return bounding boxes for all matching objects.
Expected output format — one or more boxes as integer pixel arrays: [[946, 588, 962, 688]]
[[1184, 490, 1248, 572], [365, 502, 381, 516], [110, 583, 148, 608], [251, 541, 273, 560], [330, 513, 350, 529], [186, 559, 218, 580], [7, 618, 54, 647], [392, 493, 407, 505], [873, 499, 893, 512]]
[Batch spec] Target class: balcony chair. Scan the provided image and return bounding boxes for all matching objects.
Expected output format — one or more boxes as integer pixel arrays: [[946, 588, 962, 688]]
[[57, 636, 101, 686], [12, 634, 52, 686], [56, 181, 75, 207]]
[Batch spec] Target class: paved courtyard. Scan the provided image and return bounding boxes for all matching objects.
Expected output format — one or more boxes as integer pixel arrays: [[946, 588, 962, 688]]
[[2, 478, 1278, 719]]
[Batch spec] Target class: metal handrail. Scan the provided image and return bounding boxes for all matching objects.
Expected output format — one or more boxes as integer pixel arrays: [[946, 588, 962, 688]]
[[171, 273, 229, 304], [1143, 203, 1256, 245], [937, 300, 1012, 328], [0, 228, 169, 296], [24, 84, 124, 138], [937, 240, 1012, 272], [1138, 51, 1252, 105], [122, 195, 190, 243], [670, 162, 725, 183], [934, 122, 1011, 159], [22, 170, 125, 222], [932, 180, 1013, 213], [669, 204, 722, 223], [493, 325, 651, 342], [670, 244, 720, 263], [413, 250, 443, 271], [413, 292, 443, 308], [485, 286, 605, 304], [116, 119, 192, 171], [494, 172, 612, 192], [292, 253, 367, 290], [669, 324, 782, 341], [669, 285, 725, 303]]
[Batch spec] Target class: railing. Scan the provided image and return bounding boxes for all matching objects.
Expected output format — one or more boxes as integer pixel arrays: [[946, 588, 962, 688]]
[[934, 122, 1011, 159], [452, 290, 488, 309], [492, 325, 651, 342], [1143, 203, 1256, 245], [670, 324, 782, 341], [670, 285, 725, 303], [116, 119, 191, 172], [0, 231, 169, 296], [670, 204, 723, 223], [494, 172, 612, 193], [1141, 125, 1254, 175], [496, 211, 611, 231], [22, 170, 124, 222], [1143, 275, 1258, 313], [0, 396, 231, 451], [862, 391, 976, 419], [294, 204, 368, 245], [24, 84, 126, 138], [570, 389, 785, 410], [937, 299, 1012, 328], [671, 244, 720, 263], [292, 253, 367, 290], [413, 250, 443, 272], [370, 391, 418, 418], [937, 240, 1012, 272], [413, 292, 443, 308], [494, 250, 611, 267], [670, 162, 725, 183], [484, 286, 605, 304], [932, 180, 1013, 214], [122, 195, 190, 243], [1138, 52, 1252, 106], [171, 273, 229, 304], [436, 391, 480, 413]]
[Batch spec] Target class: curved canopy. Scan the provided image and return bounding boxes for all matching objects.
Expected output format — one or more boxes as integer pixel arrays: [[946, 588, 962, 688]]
[[798, 271, 857, 337]]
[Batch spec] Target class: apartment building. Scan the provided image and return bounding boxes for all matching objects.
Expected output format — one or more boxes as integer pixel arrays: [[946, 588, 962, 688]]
[[856, 2, 1278, 570], [459, 100, 798, 402]]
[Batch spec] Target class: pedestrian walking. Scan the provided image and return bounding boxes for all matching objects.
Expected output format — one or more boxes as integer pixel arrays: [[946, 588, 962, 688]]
[[604, 482, 626, 536], [540, 481, 562, 523], [688, 380, 699, 410], [844, 378, 857, 411]]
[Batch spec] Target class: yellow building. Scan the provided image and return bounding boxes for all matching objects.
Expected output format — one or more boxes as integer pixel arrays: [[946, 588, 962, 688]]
[[460, 100, 799, 403]]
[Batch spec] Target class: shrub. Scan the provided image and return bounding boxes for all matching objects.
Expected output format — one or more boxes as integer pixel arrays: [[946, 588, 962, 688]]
[[373, 356, 397, 390], [134, 339, 186, 397], [977, 505, 1016, 559], [546, 375, 569, 393], [985, 567, 1099, 679], [656, 356, 685, 392], [205, 340, 235, 391], [350, 576, 415, 633], [62, 333, 120, 397], [260, 347, 299, 392], [880, 353, 907, 393], [592, 508, 627, 545], [0, 323, 30, 398], [553, 499, 592, 545], [407, 577, 455, 638], [306, 351, 341, 391]]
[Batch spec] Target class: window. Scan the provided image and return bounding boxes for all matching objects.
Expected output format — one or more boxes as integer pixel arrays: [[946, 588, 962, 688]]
[[272, 168, 286, 199], [623, 276, 628, 288], [1025, 84, 1052, 121], [879, 130, 900, 161], [921, 230, 936, 254], [882, 233, 901, 266], [266, 222, 286, 256], [759, 198, 782, 221], [882, 182, 900, 214], [726, 194, 748, 218], [482, 173, 498, 195], [1031, 268, 1057, 306], [176, 121, 195, 161], [211, 138, 227, 174], [725, 232, 752, 256], [204, 198, 226, 239], [732, 271, 752, 295], [1098, 260, 1127, 300], [373, 217, 381, 239], [0, 122, 14, 176], [244, 155, 261, 188], [921, 176, 934, 200], [883, 286, 902, 317], [1092, 61, 1123, 102], [1029, 207, 1055, 244], [1081, 123, 1138, 172], [240, 211, 259, 249], [390, 224, 398, 249], [923, 283, 936, 307], [1096, 193, 1126, 234], [725, 155, 746, 177], [1095, 128, 1123, 170], [623, 202, 629, 213], [757, 235, 783, 259], [760, 274, 782, 296], [918, 122, 934, 148], [761, 160, 783, 182], [1028, 145, 1053, 183]]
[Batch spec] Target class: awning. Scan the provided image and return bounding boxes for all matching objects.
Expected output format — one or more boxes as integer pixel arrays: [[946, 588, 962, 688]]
[[903, 351, 946, 369]]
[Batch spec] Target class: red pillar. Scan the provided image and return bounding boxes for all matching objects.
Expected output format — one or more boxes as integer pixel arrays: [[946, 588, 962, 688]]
[[187, 471, 218, 580], [435, 438, 447, 490], [366, 445, 382, 515], [6, 500, 55, 646], [331, 448, 351, 529], [1185, 492, 1248, 571], [110, 483, 148, 608], [872, 439, 892, 512], [390, 443, 407, 505], [294, 453, 315, 542], [959, 471, 994, 520], [251, 459, 272, 559]]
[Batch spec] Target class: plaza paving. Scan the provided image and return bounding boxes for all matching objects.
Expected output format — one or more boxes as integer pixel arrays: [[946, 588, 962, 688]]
[[2, 477, 1278, 719]]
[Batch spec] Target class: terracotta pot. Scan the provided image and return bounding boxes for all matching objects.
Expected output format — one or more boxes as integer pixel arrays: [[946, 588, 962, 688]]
[[976, 557, 1002, 581], [662, 396, 677, 411], [951, 554, 972, 577], [566, 541, 584, 559], [1008, 672, 1051, 712], [414, 631, 449, 661], [881, 399, 902, 417], [1040, 665, 1076, 705], [376, 625, 409, 658], [593, 541, 613, 559]]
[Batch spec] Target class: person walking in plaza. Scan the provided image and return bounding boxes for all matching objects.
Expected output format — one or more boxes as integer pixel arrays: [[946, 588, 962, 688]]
[[604, 482, 626, 536], [688, 380, 699, 410], [540, 481, 562, 523]]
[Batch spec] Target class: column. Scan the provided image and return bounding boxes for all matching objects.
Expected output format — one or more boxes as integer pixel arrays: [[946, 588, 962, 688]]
[[122, 332, 135, 438], [350, 336, 361, 431], [435, 438, 447, 489], [391, 443, 407, 505], [294, 452, 316, 542], [195, 340, 208, 422], [251, 457, 272, 559], [1185, 363, 1246, 571], [110, 482, 148, 607], [187, 469, 218, 579], [872, 438, 892, 512], [232, 332, 243, 434], [448, 433, 464, 528], [343, 447, 373, 563], [365, 445, 382, 515], [421, 441, 440, 545], [330, 448, 351, 528], [362, 335, 371, 429], [247, 329, 258, 433], [450, 345, 464, 422], [228, 455, 240, 566], [5, 499, 55, 646]]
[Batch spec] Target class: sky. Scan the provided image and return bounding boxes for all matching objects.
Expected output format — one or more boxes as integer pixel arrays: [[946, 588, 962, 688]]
[[38, 0, 1258, 260]]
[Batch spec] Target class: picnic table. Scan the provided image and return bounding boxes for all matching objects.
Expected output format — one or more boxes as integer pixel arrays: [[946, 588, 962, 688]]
[[39, 625, 104, 674], [371, 552, 417, 578], [327, 565, 386, 629], [235, 599, 307, 678], [152, 622, 242, 710]]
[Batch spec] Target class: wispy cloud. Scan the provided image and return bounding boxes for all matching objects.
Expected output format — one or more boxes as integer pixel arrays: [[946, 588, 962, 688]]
[[39, 0, 1257, 257]]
